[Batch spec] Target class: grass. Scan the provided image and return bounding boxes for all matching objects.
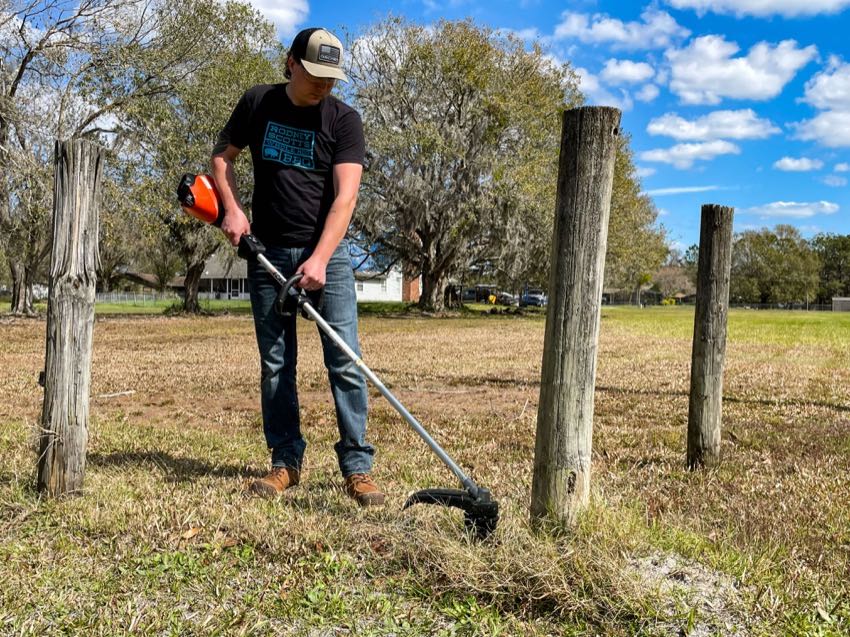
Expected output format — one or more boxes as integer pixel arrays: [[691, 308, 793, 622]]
[[0, 307, 848, 635]]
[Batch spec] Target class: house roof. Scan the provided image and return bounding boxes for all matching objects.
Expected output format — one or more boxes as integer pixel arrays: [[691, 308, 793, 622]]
[[202, 253, 246, 279]]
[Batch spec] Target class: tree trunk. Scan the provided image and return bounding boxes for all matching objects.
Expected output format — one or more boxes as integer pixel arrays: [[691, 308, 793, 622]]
[[182, 260, 204, 313], [418, 269, 447, 312], [37, 139, 104, 496], [531, 106, 621, 526], [687, 204, 734, 470], [9, 259, 35, 315]]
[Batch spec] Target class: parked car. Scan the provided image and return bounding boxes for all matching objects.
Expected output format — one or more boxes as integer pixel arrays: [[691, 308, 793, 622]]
[[519, 289, 547, 307], [495, 291, 518, 306]]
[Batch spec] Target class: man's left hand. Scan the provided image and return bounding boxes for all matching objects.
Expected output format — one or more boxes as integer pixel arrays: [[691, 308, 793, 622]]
[[296, 255, 328, 291]]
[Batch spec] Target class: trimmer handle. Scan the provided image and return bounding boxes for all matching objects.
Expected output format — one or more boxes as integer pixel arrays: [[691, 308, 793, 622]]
[[275, 273, 323, 320], [280, 272, 304, 302], [237, 234, 266, 260]]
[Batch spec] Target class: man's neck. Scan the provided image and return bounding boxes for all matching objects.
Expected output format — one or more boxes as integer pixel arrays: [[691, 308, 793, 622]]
[[285, 82, 318, 107]]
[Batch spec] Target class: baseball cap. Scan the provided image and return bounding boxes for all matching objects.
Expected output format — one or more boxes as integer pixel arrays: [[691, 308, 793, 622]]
[[289, 28, 348, 82]]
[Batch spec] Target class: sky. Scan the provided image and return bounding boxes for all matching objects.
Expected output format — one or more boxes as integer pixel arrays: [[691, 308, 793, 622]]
[[246, 0, 850, 251]]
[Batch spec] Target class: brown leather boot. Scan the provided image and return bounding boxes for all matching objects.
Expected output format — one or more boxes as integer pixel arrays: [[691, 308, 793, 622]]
[[344, 473, 385, 507], [249, 466, 300, 498]]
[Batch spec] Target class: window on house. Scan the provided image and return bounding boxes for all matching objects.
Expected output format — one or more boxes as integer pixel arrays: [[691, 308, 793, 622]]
[[356, 282, 364, 292], [381, 280, 387, 292]]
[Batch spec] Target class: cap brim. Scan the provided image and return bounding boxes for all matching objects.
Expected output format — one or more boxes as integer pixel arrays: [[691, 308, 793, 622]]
[[300, 59, 348, 82]]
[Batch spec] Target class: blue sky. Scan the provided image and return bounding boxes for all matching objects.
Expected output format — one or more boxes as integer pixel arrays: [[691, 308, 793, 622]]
[[252, 0, 850, 250]]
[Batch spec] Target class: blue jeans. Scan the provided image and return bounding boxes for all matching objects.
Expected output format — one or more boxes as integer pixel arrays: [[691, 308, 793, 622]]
[[247, 239, 374, 476]]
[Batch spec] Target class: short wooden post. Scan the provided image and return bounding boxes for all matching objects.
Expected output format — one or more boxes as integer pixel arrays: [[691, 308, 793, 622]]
[[530, 106, 621, 525], [37, 139, 104, 496], [687, 204, 734, 469]]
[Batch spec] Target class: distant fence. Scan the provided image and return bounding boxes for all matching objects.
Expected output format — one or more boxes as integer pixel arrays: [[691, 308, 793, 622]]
[[602, 298, 833, 311], [95, 292, 179, 304]]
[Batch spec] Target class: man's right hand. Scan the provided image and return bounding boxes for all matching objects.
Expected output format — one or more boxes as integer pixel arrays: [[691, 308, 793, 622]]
[[221, 207, 252, 246]]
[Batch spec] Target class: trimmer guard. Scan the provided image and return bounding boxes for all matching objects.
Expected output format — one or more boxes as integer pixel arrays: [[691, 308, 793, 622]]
[[403, 487, 499, 540]]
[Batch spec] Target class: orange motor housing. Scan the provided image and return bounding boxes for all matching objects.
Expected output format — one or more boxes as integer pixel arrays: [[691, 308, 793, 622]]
[[177, 173, 225, 227]]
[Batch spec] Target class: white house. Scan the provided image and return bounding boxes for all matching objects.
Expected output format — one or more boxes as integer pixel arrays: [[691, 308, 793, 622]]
[[199, 253, 249, 300], [354, 268, 403, 301]]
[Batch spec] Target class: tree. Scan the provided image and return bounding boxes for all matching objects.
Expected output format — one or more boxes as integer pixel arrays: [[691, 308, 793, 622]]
[[346, 18, 579, 311], [604, 135, 668, 300], [683, 243, 699, 286], [730, 225, 820, 305], [811, 233, 850, 303], [1, 0, 273, 314], [123, 2, 280, 312], [1, 145, 53, 314], [653, 264, 695, 300]]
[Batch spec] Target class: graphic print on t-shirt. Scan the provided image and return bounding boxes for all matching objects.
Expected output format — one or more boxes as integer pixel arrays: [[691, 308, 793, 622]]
[[261, 121, 315, 169]]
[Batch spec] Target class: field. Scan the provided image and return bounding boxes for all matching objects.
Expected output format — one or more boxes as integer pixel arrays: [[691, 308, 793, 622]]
[[1, 306, 848, 635]]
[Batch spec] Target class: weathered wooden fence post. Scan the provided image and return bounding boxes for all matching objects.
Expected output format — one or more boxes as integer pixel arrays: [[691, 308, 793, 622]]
[[530, 106, 620, 525], [687, 204, 734, 470], [37, 139, 104, 496]]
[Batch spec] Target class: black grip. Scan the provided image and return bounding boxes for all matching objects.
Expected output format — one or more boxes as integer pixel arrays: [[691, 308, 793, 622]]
[[237, 234, 266, 260]]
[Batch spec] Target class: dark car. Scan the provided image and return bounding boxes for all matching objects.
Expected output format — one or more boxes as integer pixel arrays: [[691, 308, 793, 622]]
[[496, 291, 518, 306], [519, 289, 547, 307]]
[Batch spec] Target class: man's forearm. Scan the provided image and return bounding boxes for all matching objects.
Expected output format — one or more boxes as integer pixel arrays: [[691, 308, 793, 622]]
[[311, 196, 356, 262], [210, 154, 244, 214]]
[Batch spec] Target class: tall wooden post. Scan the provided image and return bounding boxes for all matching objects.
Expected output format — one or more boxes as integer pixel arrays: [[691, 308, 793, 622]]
[[530, 106, 620, 525], [37, 139, 104, 496], [687, 204, 734, 470]]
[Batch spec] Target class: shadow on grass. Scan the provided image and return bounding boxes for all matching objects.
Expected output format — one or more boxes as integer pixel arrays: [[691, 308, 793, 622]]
[[596, 384, 850, 413], [87, 451, 265, 483]]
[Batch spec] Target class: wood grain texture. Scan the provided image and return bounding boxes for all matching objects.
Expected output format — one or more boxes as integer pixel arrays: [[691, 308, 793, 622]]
[[531, 106, 621, 525], [687, 204, 734, 469], [37, 139, 104, 496]]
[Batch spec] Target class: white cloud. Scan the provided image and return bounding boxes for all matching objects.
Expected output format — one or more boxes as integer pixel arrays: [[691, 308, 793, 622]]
[[822, 174, 848, 186], [601, 59, 655, 84], [836, 162, 850, 171], [554, 7, 690, 50], [792, 110, 850, 147], [802, 57, 850, 111], [636, 166, 657, 178], [575, 67, 634, 111], [640, 140, 741, 169], [647, 109, 780, 140], [498, 27, 541, 41], [666, 36, 817, 104], [773, 156, 824, 171], [746, 200, 839, 218], [246, 0, 308, 38], [665, 0, 850, 17], [636, 84, 661, 102], [645, 185, 722, 195], [791, 58, 850, 147]]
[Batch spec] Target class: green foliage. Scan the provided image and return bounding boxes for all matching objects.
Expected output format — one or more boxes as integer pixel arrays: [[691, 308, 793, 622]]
[[730, 225, 820, 305], [811, 233, 850, 302], [119, 0, 282, 311], [605, 134, 668, 295], [1, 0, 282, 312]]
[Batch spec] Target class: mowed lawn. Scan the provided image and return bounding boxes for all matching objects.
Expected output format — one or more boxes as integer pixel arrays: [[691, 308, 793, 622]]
[[0, 306, 848, 635]]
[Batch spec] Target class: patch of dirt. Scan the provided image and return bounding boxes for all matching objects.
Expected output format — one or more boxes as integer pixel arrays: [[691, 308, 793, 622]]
[[628, 552, 750, 636]]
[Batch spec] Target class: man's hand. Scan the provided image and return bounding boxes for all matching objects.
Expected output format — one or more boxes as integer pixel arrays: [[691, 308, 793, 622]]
[[221, 207, 251, 246], [296, 254, 328, 290]]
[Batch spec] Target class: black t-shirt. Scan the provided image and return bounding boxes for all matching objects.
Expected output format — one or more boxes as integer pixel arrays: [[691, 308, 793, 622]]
[[216, 83, 365, 247]]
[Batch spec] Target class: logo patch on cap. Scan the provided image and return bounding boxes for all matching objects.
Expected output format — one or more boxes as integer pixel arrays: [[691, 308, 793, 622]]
[[317, 44, 340, 65]]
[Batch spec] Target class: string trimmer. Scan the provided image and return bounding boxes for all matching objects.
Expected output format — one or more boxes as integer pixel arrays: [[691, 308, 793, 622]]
[[176, 173, 499, 539]]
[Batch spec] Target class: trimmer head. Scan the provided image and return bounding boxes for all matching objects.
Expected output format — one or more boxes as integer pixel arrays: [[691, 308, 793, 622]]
[[403, 487, 499, 540]]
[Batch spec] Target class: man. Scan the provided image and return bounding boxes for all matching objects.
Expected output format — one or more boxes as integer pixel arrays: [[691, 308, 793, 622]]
[[210, 27, 384, 506]]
